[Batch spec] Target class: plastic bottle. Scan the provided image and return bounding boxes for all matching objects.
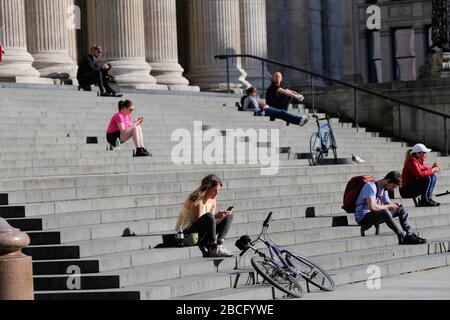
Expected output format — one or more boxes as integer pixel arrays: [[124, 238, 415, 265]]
[[176, 227, 184, 248], [115, 138, 121, 151]]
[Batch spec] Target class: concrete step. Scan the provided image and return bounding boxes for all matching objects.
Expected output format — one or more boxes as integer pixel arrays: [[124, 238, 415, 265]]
[[34, 289, 141, 300]]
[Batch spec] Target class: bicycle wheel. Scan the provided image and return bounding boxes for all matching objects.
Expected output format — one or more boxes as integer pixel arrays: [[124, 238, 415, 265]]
[[309, 132, 321, 166], [251, 256, 304, 298], [330, 132, 338, 164], [284, 252, 335, 291]]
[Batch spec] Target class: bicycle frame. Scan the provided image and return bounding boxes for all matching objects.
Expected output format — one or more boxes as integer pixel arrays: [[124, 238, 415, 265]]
[[314, 116, 335, 154], [239, 212, 329, 280], [244, 219, 303, 278]]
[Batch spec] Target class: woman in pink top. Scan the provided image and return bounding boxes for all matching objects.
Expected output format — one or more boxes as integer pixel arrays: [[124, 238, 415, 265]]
[[106, 100, 151, 157]]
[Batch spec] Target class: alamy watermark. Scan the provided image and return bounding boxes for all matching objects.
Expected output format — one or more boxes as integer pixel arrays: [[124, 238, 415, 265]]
[[366, 5, 381, 31], [366, 265, 382, 290], [66, 5, 82, 30], [171, 121, 280, 176], [66, 265, 82, 290]]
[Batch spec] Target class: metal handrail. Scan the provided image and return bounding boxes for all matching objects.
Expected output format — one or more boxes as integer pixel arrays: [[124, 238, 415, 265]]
[[215, 54, 450, 155]]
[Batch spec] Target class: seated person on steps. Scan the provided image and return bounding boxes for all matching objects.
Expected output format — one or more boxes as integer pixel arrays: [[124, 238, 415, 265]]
[[355, 171, 426, 245], [244, 87, 309, 127], [106, 100, 151, 157], [266, 72, 304, 112], [77, 45, 122, 97], [400, 143, 442, 207], [175, 175, 234, 258]]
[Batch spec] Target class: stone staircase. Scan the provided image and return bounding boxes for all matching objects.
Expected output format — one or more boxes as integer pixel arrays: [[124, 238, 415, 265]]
[[0, 84, 449, 300]]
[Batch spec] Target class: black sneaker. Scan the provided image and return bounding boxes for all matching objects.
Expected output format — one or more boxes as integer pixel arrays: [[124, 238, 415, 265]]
[[142, 148, 152, 157], [134, 148, 151, 157], [410, 233, 427, 244], [428, 198, 440, 206], [418, 199, 439, 207], [401, 234, 423, 245]]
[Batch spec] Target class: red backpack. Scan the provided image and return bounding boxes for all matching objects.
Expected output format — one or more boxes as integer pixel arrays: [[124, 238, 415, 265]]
[[342, 176, 376, 213]]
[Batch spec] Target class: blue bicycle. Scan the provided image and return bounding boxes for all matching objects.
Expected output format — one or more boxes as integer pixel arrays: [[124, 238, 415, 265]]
[[309, 114, 338, 166], [236, 212, 335, 298]]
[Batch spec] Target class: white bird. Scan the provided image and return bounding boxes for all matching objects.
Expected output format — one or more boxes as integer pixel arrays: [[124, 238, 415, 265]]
[[352, 154, 366, 164]]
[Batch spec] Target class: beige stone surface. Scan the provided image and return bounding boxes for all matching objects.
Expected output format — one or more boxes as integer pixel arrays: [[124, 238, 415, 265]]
[[0, 218, 33, 301]]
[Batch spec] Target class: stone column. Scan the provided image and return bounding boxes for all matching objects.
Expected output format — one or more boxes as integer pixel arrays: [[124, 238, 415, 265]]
[[143, 0, 198, 91], [0, 0, 48, 83], [187, 0, 248, 92], [86, 0, 166, 90], [66, 0, 80, 65], [0, 218, 33, 300], [239, 0, 271, 91], [380, 27, 393, 82], [25, 0, 78, 83]]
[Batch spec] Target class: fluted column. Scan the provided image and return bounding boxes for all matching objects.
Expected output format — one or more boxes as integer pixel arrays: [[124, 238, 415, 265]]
[[240, 0, 271, 91], [86, 0, 166, 90], [0, 0, 48, 83], [25, 0, 78, 82], [187, 0, 248, 92], [144, 0, 198, 91], [66, 0, 79, 65]]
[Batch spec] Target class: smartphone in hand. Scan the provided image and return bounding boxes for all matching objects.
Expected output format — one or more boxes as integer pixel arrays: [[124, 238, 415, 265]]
[[227, 206, 234, 212]]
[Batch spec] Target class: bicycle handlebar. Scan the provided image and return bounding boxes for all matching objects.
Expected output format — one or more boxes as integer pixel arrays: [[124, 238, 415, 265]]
[[312, 114, 330, 122], [263, 212, 273, 227], [239, 246, 251, 257]]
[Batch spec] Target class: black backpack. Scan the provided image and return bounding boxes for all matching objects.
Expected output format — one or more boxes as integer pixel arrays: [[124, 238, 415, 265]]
[[238, 95, 247, 111]]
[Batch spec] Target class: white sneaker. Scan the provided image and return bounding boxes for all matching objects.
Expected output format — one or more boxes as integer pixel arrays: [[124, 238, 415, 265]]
[[219, 245, 234, 257], [295, 94, 304, 103], [209, 245, 234, 258], [299, 115, 310, 127]]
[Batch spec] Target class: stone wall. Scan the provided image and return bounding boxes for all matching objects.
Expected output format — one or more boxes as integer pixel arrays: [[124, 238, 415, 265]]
[[302, 79, 450, 153]]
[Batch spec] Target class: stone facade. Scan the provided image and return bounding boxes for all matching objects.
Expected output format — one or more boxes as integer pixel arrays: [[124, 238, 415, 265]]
[[0, 0, 437, 90]]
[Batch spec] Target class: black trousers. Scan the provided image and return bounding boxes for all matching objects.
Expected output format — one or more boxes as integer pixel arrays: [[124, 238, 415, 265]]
[[359, 208, 412, 236], [271, 95, 294, 112], [79, 70, 120, 94], [186, 213, 233, 245]]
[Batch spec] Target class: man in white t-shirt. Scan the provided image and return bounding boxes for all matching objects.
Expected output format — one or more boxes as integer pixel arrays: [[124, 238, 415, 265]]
[[354, 171, 426, 245]]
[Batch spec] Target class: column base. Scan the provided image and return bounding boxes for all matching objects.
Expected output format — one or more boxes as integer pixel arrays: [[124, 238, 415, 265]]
[[0, 76, 54, 85], [150, 62, 191, 87], [107, 58, 163, 89], [122, 83, 169, 90], [187, 65, 248, 92], [168, 85, 200, 92], [31, 52, 78, 81]]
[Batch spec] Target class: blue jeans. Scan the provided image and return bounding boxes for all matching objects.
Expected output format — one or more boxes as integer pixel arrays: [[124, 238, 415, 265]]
[[400, 174, 438, 200], [359, 208, 412, 236], [263, 107, 304, 125]]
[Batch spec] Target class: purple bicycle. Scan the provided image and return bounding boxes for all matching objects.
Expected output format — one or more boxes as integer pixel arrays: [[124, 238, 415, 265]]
[[236, 212, 335, 298]]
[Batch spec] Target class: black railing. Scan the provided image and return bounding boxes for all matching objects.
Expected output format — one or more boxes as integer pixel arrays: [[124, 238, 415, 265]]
[[215, 54, 450, 156]]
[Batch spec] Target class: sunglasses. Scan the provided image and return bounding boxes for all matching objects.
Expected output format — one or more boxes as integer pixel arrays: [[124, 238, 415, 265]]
[[129, 108, 136, 112]]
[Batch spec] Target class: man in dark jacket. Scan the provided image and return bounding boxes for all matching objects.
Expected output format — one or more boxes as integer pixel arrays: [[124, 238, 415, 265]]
[[77, 45, 121, 97], [266, 72, 304, 111]]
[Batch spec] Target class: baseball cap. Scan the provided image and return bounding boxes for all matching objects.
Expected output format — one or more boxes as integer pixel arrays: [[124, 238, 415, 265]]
[[412, 143, 432, 154]]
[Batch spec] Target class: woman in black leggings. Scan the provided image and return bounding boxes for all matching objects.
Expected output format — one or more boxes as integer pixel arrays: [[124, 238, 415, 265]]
[[175, 175, 234, 257]]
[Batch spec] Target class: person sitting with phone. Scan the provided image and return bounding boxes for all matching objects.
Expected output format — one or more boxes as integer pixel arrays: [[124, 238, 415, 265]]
[[175, 175, 234, 257], [106, 100, 151, 157], [400, 143, 442, 207], [355, 171, 426, 245], [77, 45, 122, 97]]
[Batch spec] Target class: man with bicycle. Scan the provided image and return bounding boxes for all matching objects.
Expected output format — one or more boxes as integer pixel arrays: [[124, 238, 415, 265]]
[[354, 171, 426, 245]]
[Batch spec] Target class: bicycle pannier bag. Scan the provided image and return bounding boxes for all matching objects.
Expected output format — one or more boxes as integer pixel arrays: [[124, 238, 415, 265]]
[[342, 176, 375, 213]]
